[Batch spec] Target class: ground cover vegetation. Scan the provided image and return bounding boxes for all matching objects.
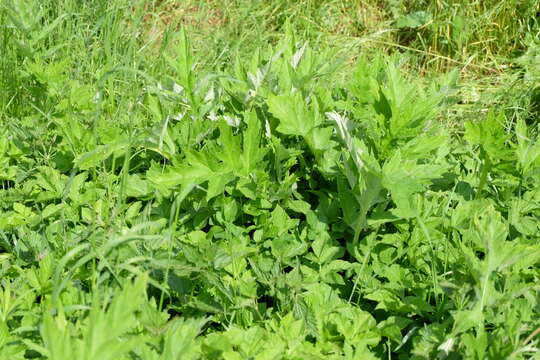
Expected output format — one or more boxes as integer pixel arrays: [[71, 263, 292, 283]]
[[1, 0, 540, 358]]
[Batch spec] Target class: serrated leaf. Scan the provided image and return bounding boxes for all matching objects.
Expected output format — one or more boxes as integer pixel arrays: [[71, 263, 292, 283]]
[[267, 91, 317, 137], [125, 174, 152, 198]]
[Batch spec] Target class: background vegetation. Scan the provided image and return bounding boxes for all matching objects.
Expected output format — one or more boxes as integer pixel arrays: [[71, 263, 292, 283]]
[[1, 0, 540, 358]]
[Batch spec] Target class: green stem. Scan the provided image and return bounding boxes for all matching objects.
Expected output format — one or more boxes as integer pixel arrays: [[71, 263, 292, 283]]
[[476, 148, 491, 198]]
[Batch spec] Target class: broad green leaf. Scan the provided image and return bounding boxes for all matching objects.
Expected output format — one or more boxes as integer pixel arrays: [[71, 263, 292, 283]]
[[515, 117, 540, 175], [267, 91, 317, 137], [125, 174, 152, 198]]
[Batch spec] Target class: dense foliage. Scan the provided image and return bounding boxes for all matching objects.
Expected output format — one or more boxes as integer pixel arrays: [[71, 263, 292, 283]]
[[1, 1, 540, 359]]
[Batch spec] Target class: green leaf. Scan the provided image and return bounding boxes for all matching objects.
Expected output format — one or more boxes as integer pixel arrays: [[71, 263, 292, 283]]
[[125, 174, 152, 198], [241, 110, 268, 175], [162, 318, 205, 360], [515, 117, 540, 175], [396, 11, 432, 29], [464, 111, 511, 161], [271, 234, 307, 260], [267, 91, 317, 137], [74, 140, 130, 170]]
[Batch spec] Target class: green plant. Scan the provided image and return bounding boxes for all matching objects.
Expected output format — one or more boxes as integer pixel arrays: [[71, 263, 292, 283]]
[[1, 1, 540, 359]]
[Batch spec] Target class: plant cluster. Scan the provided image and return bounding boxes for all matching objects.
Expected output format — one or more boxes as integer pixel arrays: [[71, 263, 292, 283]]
[[1, 1, 540, 359]]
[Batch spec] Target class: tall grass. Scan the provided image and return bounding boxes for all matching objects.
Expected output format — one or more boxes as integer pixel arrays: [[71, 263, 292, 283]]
[[140, 0, 539, 73]]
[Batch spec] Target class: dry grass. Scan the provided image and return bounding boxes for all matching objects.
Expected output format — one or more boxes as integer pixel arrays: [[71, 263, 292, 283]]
[[140, 0, 226, 49]]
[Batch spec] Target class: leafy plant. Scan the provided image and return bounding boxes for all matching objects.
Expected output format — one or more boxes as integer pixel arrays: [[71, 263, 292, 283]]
[[1, 1, 540, 359]]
